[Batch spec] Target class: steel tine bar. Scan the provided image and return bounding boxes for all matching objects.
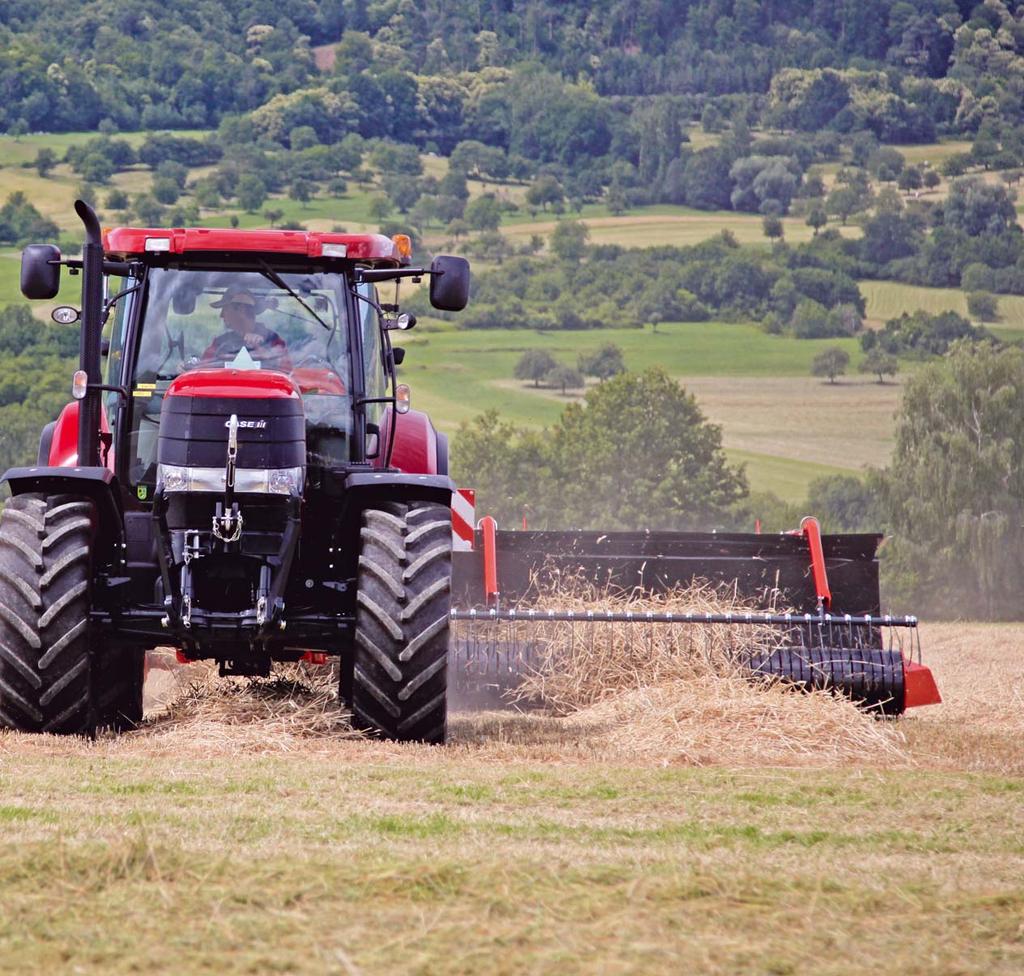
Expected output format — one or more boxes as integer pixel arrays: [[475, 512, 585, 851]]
[[450, 609, 918, 628]]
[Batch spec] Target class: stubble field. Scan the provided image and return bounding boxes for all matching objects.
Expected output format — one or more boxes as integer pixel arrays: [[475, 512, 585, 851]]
[[0, 621, 1020, 975]]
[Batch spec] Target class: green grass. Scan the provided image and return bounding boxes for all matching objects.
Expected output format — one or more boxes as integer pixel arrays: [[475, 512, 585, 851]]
[[726, 449, 854, 501], [404, 321, 868, 430], [0, 748, 1019, 974], [861, 279, 1024, 334]]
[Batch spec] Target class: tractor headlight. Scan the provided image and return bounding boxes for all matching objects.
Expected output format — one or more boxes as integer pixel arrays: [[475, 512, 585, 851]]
[[158, 464, 191, 493], [157, 464, 303, 495]]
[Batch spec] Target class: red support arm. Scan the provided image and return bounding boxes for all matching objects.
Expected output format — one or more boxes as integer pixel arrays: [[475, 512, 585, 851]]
[[479, 516, 499, 608], [799, 516, 832, 612]]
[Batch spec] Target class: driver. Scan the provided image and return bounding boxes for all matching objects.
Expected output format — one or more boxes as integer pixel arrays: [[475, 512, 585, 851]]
[[201, 287, 292, 370]]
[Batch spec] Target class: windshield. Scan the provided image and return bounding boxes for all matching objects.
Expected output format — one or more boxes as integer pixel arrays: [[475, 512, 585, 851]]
[[123, 267, 353, 492]]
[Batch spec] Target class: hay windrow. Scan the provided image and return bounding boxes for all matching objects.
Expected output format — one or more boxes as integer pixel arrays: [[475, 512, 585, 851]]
[[489, 576, 907, 767], [137, 661, 363, 753], [85, 579, 908, 767]]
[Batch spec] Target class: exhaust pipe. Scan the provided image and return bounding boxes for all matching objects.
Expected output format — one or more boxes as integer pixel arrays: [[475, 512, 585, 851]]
[[75, 200, 104, 468]]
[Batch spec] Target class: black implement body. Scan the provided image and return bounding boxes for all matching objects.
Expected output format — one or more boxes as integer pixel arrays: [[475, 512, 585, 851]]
[[452, 529, 884, 615], [449, 527, 922, 715]]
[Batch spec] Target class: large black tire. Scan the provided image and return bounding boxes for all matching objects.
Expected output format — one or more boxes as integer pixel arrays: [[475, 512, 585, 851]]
[[351, 501, 451, 743], [0, 494, 143, 735]]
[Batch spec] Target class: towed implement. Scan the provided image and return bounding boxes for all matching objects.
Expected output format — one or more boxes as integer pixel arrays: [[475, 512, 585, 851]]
[[448, 513, 941, 716], [0, 202, 938, 745]]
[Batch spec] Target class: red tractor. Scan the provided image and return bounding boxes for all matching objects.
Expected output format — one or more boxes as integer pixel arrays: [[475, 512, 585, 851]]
[[1, 202, 469, 743]]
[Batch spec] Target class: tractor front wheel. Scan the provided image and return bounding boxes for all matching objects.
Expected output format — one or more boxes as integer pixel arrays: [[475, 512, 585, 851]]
[[351, 501, 451, 743], [0, 494, 143, 735]]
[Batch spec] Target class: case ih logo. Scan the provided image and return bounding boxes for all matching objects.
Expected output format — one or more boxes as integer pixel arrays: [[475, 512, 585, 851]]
[[226, 419, 267, 429]]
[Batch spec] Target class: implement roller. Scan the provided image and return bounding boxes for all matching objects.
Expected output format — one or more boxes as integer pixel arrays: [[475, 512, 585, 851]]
[[449, 514, 941, 715]]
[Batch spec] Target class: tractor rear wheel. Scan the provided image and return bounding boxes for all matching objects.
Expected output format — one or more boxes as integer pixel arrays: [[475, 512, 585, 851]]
[[351, 501, 451, 743], [0, 494, 143, 735]]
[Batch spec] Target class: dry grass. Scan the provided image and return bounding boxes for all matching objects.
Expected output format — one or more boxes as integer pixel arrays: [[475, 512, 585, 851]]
[[138, 662, 362, 754], [490, 580, 906, 768], [681, 375, 901, 472], [0, 620, 1020, 974], [901, 621, 1024, 774], [503, 212, 862, 248], [114, 582, 909, 770]]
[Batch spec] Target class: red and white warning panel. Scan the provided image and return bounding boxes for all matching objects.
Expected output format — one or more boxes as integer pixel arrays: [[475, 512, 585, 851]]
[[451, 488, 476, 551]]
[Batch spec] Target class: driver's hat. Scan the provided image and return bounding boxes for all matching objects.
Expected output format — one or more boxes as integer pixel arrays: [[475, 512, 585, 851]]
[[211, 287, 257, 309]]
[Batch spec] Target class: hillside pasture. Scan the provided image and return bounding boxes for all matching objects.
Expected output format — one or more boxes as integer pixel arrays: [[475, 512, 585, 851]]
[[403, 323, 889, 499], [861, 279, 1024, 336], [502, 211, 862, 248]]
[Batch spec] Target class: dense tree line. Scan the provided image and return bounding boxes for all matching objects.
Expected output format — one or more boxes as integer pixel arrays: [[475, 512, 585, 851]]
[[6, 1, 1024, 166], [409, 226, 865, 338]]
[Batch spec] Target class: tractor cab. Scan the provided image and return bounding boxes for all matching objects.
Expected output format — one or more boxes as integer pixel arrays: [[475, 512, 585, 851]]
[[93, 226, 465, 502]]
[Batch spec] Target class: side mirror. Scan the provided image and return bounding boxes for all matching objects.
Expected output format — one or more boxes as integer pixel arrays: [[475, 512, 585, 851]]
[[392, 346, 406, 366], [21, 244, 61, 300], [429, 255, 470, 312]]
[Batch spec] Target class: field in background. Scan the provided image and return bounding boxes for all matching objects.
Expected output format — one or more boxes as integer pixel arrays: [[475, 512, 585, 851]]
[[0, 131, 1010, 502], [406, 323, 891, 497], [0, 620, 1020, 974], [501, 210, 861, 247], [862, 279, 1024, 335]]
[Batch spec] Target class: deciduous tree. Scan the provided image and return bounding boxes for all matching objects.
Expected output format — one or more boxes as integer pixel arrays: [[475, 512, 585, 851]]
[[545, 364, 584, 394], [578, 343, 625, 381], [514, 349, 557, 387], [858, 348, 899, 383], [811, 346, 850, 383]]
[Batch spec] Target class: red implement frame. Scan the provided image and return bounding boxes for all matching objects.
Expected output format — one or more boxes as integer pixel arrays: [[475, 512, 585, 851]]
[[479, 516, 499, 608], [792, 515, 940, 709], [799, 516, 832, 612]]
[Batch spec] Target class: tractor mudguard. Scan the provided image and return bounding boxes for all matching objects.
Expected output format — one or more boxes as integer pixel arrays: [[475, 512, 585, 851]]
[[45, 400, 114, 468], [343, 471, 456, 510], [377, 407, 441, 475], [37, 421, 56, 466], [3, 466, 125, 562]]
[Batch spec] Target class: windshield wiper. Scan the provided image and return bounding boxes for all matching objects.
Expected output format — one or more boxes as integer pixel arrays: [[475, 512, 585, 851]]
[[258, 261, 331, 331]]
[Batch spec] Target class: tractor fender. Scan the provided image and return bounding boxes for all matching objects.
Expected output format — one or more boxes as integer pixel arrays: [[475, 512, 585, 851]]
[[2, 465, 125, 564], [436, 431, 449, 477], [37, 421, 56, 466], [376, 407, 440, 475], [343, 472, 456, 510], [46, 400, 114, 468]]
